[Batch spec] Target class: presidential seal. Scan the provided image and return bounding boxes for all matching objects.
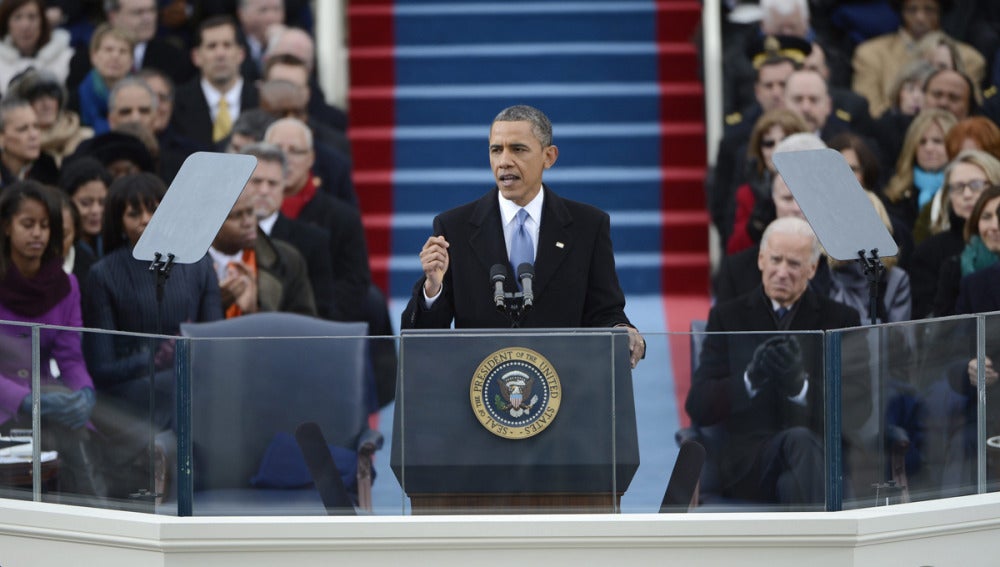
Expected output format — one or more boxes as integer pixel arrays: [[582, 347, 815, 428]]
[[470, 347, 561, 439]]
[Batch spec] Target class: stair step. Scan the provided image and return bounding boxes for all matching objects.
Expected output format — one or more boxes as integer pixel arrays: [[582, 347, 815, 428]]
[[364, 209, 707, 252], [663, 253, 711, 295], [353, 166, 708, 217], [353, 123, 678, 169], [662, 166, 708, 211], [351, 2, 662, 48], [372, 251, 710, 297], [349, 83, 693, 128], [378, 250, 681, 298], [660, 83, 705, 122], [350, 43, 697, 88], [656, 1, 703, 44]]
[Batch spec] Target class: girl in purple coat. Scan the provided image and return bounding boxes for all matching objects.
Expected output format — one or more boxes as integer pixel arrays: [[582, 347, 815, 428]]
[[0, 180, 103, 496]]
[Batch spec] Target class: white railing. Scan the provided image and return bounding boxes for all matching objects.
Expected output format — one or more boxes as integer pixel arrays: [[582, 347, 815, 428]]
[[315, 0, 348, 109], [702, 0, 723, 167]]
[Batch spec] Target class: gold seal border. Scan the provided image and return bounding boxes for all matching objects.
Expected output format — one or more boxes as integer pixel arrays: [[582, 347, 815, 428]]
[[469, 346, 562, 440]]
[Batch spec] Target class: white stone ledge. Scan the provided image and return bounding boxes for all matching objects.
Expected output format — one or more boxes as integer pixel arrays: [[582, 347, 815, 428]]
[[2, 494, 1000, 566]]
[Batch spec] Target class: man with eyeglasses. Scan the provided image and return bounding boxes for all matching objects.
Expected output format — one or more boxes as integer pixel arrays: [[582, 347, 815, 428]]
[[263, 117, 370, 322], [256, 77, 355, 208]]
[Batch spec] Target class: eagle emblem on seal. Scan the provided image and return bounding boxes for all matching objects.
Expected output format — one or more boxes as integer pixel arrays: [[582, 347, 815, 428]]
[[497, 370, 539, 417]]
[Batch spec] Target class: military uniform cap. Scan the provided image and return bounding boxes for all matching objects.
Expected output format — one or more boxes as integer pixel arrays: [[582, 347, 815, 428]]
[[748, 34, 811, 69]]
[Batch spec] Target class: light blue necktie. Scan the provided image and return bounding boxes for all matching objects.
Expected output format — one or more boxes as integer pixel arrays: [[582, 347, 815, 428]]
[[509, 208, 534, 274]]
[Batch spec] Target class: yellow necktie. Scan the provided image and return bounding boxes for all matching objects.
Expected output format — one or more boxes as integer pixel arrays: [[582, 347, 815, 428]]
[[213, 98, 232, 142]]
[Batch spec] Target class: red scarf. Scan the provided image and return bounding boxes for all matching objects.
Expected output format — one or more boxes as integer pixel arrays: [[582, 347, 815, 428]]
[[280, 172, 318, 220]]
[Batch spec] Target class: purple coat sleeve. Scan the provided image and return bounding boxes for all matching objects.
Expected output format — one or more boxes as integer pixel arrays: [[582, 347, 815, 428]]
[[47, 275, 94, 391]]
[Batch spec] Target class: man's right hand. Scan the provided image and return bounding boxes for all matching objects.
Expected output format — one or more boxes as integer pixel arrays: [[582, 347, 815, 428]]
[[219, 262, 258, 313], [747, 336, 804, 395], [969, 356, 999, 388], [420, 235, 450, 296]]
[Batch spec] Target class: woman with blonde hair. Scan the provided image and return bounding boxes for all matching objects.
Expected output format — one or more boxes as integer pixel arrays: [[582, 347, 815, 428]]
[[882, 108, 957, 232], [909, 150, 1000, 318], [907, 118, 1000, 243], [934, 185, 1000, 316]]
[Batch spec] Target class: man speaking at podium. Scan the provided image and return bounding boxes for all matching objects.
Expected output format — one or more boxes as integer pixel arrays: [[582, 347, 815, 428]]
[[401, 105, 645, 368]]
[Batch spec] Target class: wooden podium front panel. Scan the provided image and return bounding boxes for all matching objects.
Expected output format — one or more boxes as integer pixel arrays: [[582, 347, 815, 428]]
[[409, 492, 623, 515]]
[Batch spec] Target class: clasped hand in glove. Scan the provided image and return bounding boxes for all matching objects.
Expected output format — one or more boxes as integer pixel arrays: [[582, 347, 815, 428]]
[[747, 336, 805, 397], [20, 387, 96, 430]]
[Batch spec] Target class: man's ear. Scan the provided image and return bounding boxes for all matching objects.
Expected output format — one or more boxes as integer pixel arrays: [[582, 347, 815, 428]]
[[804, 259, 818, 281], [544, 144, 559, 169]]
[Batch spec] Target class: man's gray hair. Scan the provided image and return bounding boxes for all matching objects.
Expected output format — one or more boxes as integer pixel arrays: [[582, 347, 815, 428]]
[[241, 141, 288, 179], [774, 132, 826, 155], [492, 105, 553, 148], [108, 76, 158, 112], [0, 96, 33, 131], [760, 216, 821, 263], [263, 117, 314, 150], [761, 0, 809, 25]]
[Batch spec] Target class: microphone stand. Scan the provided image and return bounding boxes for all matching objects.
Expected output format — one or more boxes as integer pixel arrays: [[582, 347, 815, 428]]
[[857, 248, 902, 505], [133, 251, 175, 504], [493, 264, 535, 328], [500, 293, 529, 327], [857, 248, 884, 328]]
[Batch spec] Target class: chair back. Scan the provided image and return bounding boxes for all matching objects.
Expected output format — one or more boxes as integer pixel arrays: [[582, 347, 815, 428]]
[[181, 312, 369, 490]]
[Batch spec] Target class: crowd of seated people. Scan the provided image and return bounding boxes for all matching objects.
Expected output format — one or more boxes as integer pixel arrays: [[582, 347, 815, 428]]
[[0, 0, 400, 505], [706, 0, 1000, 505]]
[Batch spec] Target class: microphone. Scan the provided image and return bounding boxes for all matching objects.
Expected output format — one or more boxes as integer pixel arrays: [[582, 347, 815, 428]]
[[517, 263, 534, 310], [490, 264, 506, 311]]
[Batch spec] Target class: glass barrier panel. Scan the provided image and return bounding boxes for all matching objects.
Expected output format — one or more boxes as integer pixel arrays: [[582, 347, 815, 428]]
[[396, 329, 620, 514], [911, 315, 980, 501], [0, 322, 162, 511], [981, 311, 1000, 494], [0, 321, 40, 503], [181, 329, 382, 517], [836, 315, 979, 508], [10, 315, 1000, 517], [618, 330, 676, 513], [661, 327, 827, 512], [77, 325, 166, 513]]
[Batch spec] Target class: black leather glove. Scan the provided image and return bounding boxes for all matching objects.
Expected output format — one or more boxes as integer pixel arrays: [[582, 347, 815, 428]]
[[20, 388, 96, 430], [747, 336, 805, 396], [59, 388, 96, 430]]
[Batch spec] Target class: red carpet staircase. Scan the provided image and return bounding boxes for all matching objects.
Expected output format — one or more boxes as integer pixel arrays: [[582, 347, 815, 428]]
[[346, 0, 709, 300]]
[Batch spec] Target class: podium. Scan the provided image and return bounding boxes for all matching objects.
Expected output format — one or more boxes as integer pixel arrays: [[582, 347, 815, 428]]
[[391, 328, 639, 514]]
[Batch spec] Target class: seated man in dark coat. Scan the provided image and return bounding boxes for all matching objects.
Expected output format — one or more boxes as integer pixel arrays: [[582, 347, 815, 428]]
[[687, 216, 870, 507], [208, 184, 316, 318]]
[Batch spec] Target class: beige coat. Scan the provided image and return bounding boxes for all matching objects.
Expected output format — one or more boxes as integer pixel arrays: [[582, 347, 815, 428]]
[[42, 112, 93, 165], [852, 29, 985, 118]]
